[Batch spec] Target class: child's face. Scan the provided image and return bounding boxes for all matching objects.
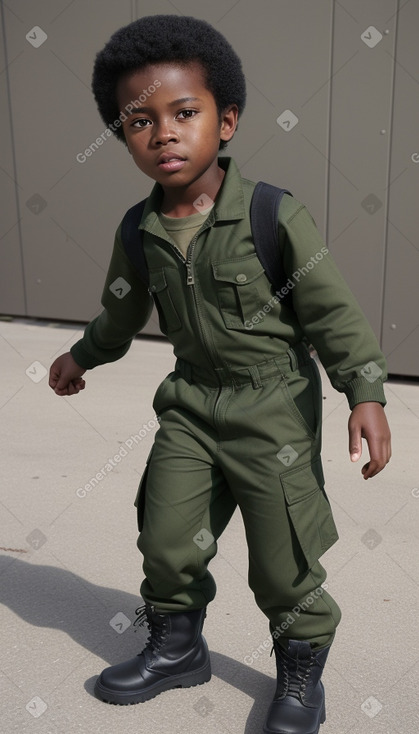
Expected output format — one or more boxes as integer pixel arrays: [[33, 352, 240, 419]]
[[116, 61, 237, 192]]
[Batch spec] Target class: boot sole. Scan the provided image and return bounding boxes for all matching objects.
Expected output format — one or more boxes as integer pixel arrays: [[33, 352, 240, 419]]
[[94, 659, 211, 705]]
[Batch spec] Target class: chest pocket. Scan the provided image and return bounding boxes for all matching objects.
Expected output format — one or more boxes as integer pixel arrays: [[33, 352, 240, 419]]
[[212, 253, 268, 329], [148, 268, 182, 334]]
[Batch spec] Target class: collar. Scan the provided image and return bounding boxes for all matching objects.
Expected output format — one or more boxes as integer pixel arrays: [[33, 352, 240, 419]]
[[139, 157, 246, 238]]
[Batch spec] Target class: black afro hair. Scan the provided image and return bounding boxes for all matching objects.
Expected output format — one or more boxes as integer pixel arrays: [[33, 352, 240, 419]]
[[91, 14, 246, 149]]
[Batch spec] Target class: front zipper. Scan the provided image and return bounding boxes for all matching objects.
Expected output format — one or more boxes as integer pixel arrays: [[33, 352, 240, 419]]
[[185, 231, 218, 369], [186, 261, 194, 286], [165, 236, 196, 286], [168, 238, 195, 286], [160, 228, 219, 374], [185, 231, 199, 286], [213, 382, 232, 430], [168, 242, 187, 265]]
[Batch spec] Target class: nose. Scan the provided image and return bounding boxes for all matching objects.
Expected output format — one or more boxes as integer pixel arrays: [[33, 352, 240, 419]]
[[152, 119, 179, 146]]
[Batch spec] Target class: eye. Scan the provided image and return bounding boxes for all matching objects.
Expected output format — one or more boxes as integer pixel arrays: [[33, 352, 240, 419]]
[[176, 109, 197, 120], [131, 118, 152, 128]]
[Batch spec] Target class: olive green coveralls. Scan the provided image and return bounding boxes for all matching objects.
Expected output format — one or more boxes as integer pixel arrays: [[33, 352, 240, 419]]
[[71, 157, 387, 649]]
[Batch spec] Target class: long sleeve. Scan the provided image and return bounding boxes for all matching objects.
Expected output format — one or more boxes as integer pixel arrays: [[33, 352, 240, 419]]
[[70, 223, 154, 369], [279, 198, 387, 409]]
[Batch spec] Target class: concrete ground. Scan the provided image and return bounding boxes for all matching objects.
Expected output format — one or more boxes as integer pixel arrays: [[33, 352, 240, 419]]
[[1, 317, 418, 734]]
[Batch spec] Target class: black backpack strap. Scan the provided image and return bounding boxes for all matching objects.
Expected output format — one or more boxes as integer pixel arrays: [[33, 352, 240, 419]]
[[250, 181, 292, 298], [120, 199, 149, 286]]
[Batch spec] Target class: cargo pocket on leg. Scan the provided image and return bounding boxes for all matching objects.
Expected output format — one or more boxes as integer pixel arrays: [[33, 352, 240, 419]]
[[134, 447, 154, 532], [280, 458, 339, 569]]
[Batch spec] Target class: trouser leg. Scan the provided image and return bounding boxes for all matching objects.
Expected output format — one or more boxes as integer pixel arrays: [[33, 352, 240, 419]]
[[239, 495, 341, 649], [216, 361, 341, 648], [136, 402, 236, 611]]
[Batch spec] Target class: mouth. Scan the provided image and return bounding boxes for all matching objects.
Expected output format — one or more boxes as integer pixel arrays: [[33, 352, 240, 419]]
[[157, 154, 186, 172]]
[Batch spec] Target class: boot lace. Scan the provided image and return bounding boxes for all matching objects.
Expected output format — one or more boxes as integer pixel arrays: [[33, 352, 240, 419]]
[[133, 604, 149, 630], [296, 654, 315, 699], [133, 604, 169, 658], [273, 643, 316, 700]]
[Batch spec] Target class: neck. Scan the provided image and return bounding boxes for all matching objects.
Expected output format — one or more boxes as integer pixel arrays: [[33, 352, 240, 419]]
[[160, 164, 225, 217]]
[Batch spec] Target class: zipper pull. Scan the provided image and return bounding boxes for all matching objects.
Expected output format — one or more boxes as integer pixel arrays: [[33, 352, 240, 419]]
[[186, 261, 194, 286]]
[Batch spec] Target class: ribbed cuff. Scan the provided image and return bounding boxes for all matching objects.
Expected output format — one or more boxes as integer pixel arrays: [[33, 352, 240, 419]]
[[344, 376, 387, 410]]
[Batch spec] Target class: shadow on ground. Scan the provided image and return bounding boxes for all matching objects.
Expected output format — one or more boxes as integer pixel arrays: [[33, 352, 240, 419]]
[[0, 555, 273, 732]]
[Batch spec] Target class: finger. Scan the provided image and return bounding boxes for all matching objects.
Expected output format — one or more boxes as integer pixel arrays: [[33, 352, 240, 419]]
[[362, 460, 379, 479], [55, 371, 79, 393], [348, 422, 362, 462], [48, 368, 59, 389], [67, 381, 81, 395], [54, 377, 69, 392], [362, 461, 385, 479], [68, 378, 87, 396], [362, 447, 391, 479], [364, 434, 390, 474]]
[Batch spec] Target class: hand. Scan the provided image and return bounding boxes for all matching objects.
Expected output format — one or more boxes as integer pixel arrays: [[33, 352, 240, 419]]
[[348, 402, 391, 479], [49, 352, 86, 396]]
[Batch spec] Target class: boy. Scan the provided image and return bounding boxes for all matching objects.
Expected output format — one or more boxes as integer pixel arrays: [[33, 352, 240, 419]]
[[49, 15, 391, 734]]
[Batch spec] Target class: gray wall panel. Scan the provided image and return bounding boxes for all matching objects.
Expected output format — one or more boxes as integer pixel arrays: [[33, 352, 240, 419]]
[[381, 0, 419, 376], [1, 0, 418, 373], [327, 0, 397, 335], [2, 0, 137, 321], [0, 3, 25, 315], [222, 0, 333, 233]]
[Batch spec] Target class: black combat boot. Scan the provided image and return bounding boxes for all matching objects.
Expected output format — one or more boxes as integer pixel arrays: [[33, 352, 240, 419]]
[[94, 603, 211, 704], [263, 639, 330, 734]]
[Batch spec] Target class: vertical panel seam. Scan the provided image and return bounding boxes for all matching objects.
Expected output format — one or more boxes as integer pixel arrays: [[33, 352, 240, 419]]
[[0, 0, 27, 315], [325, 0, 335, 246], [379, 0, 400, 348]]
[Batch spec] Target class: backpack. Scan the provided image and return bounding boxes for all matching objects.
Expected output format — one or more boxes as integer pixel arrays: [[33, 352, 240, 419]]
[[121, 181, 293, 304]]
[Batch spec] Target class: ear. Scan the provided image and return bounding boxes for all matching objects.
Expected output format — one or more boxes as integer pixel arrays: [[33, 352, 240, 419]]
[[220, 104, 239, 144]]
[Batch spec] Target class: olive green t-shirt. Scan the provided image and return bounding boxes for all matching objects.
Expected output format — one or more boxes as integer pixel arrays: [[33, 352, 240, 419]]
[[159, 206, 214, 258]]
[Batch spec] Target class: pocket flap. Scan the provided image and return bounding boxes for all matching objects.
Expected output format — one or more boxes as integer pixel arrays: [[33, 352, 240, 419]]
[[212, 254, 265, 285], [280, 459, 338, 568], [148, 269, 167, 293], [280, 458, 325, 504]]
